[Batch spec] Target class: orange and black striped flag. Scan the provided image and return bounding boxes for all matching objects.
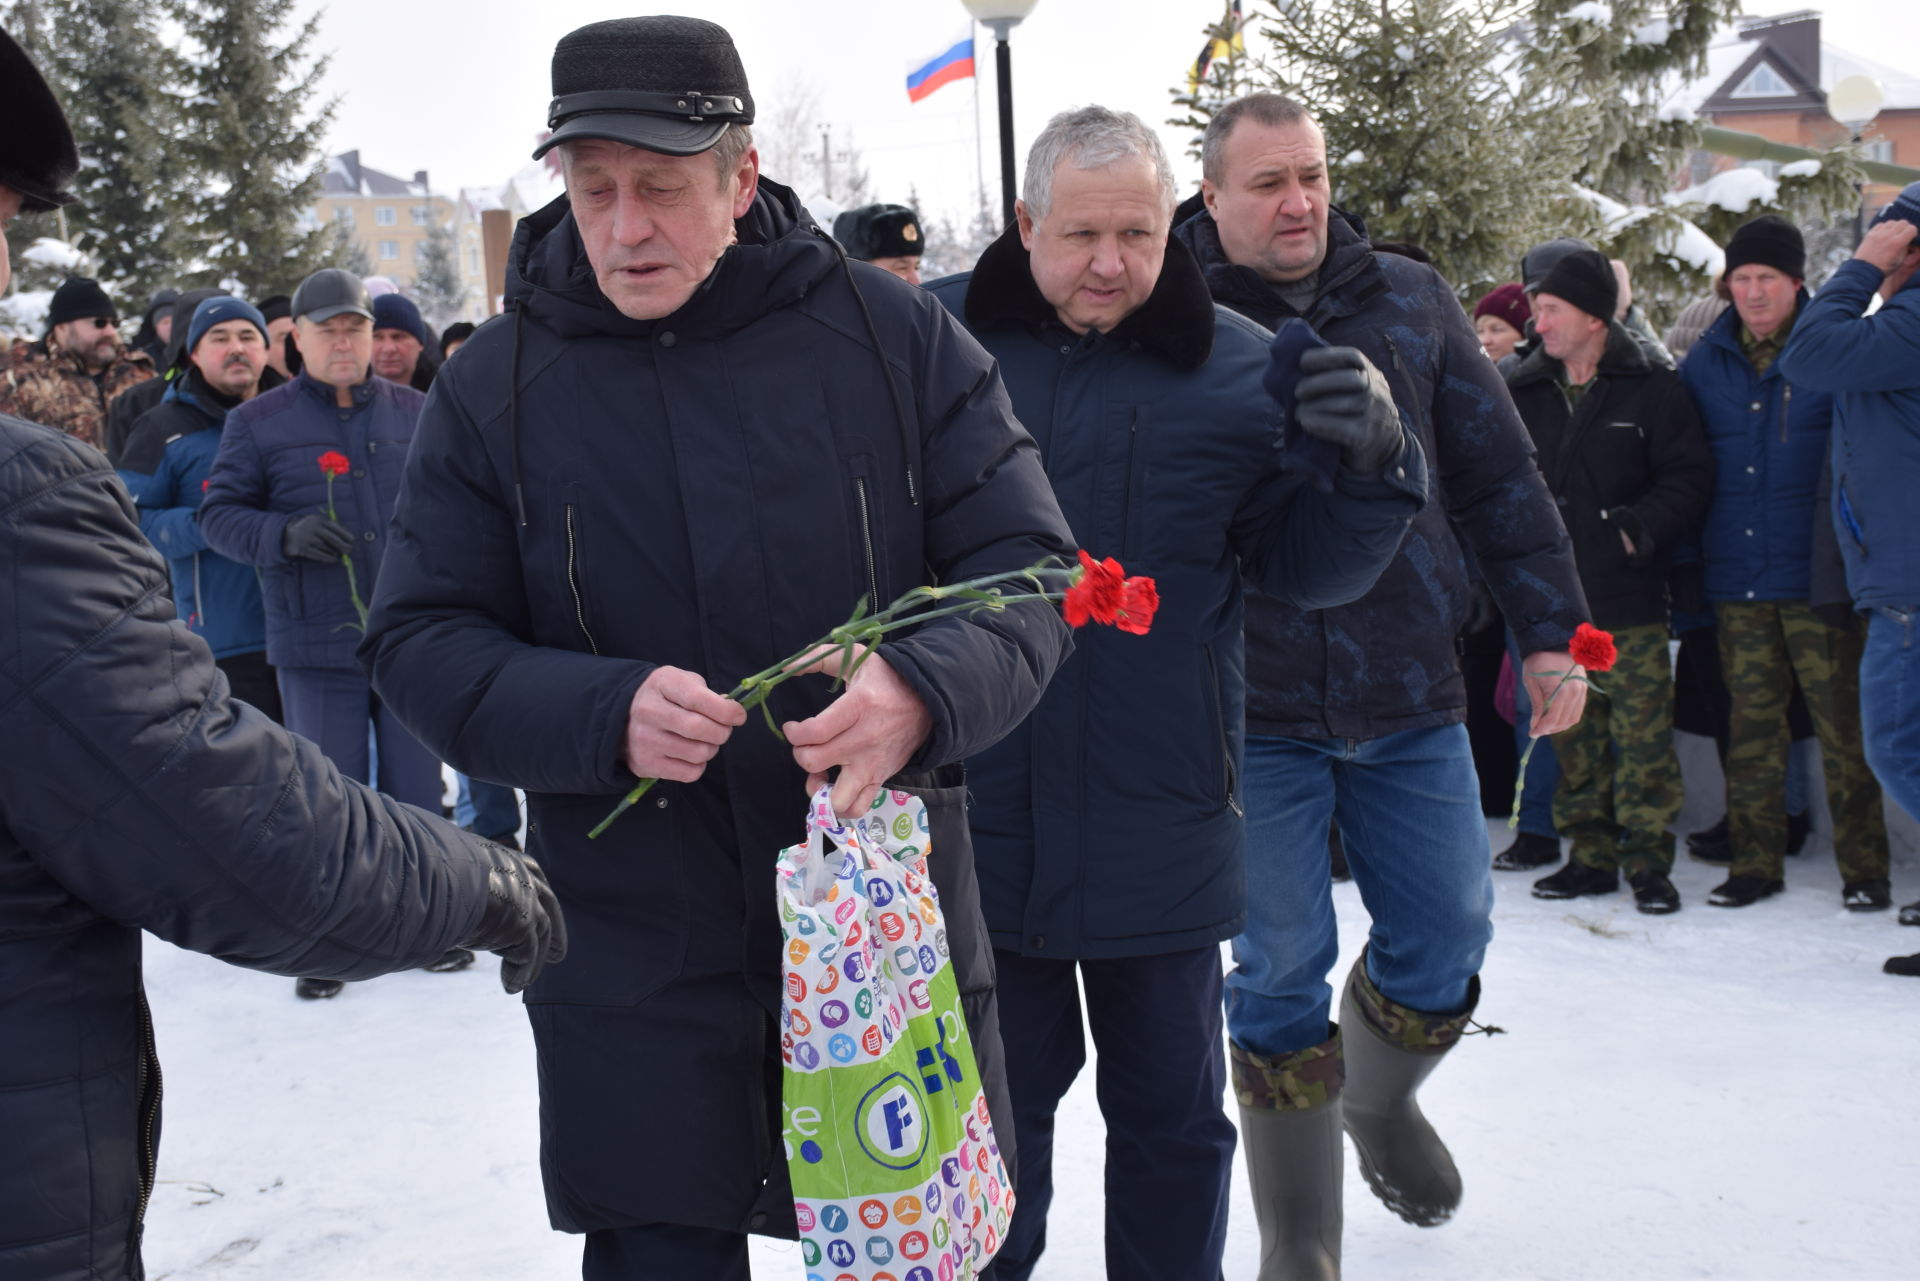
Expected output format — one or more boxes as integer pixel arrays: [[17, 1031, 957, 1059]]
[[1188, 0, 1248, 92]]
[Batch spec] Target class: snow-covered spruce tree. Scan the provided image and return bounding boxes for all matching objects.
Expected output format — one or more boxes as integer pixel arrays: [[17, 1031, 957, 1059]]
[[411, 217, 469, 331], [174, 0, 335, 297], [1171, 0, 1589, 301], [324, 218, 373, 278], [1519, 0, 1861, 325], [31, 0, 189, 301]]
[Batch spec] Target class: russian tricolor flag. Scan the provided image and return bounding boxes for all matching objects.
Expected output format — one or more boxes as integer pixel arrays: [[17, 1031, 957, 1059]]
[[907, 29, 975, 103]]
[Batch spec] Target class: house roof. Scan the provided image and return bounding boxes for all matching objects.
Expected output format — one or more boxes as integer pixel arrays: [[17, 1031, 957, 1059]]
[[320, 150, 433, 199], [1664, 16, 1920, 120]]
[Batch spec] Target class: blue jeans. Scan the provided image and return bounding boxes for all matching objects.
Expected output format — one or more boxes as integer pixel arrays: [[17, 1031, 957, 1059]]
[[1228, 724, 1496, 1058], [1862, 606, 1920, 820], [1507, 633, 1561, 838], [456, 774, 522, 839]]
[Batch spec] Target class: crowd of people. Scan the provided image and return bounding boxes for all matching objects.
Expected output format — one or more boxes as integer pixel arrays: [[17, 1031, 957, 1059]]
[[3, 12, 1917, 1281]]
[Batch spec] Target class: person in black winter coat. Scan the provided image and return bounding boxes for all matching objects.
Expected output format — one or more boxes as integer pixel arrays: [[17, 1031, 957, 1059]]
[[1175, 94, 1592, 1277], [102, 286, 223, 465], [0, 28, 566, 1280], [358, 19, 1076, 1278], [1505, 249, 1713, 909], [927, 105, 1426, 1281]]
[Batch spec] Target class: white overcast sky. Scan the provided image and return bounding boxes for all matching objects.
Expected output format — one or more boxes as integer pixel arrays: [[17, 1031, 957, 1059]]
[[296, 0, 1918, 226]]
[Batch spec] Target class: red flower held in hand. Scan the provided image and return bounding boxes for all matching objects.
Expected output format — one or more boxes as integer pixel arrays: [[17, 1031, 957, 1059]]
[[1115, 576, 1158, 635], [1569, 622, 1617, 672], [1063, 550, 1126, 627], [317, 450, 350, 477]]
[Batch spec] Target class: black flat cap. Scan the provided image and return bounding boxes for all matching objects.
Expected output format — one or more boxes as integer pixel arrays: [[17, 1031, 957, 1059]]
[[533, 16, 754, 160], [0, 25, 80, 212]]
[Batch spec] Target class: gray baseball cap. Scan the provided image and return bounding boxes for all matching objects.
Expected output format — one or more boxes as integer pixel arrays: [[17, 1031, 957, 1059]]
[[290, 268, 374, 324]]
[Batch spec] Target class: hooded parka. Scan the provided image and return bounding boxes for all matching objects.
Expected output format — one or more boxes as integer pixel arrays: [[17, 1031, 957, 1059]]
[[359, 181, 1076, 1237], [1505, 322, 1714, 628], [1173, 201, 1588, 739], [926, 227, 1427, 958]]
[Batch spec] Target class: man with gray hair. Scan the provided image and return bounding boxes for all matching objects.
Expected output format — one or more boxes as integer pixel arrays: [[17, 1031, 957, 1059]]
[[929, 104, 1427, 1281], [1174, 92, 1591, 1278], [361, 16, 1080, 1277]]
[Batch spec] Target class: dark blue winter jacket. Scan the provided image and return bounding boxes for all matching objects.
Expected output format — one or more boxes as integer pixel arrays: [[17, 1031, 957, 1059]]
[[0, 411, 507, 1281], [199, 371, 423, 669], [117, 367, 282, 659], [1173, 201, 1587, 739], [927, 227, 1426, 959], [1777, 259, 1920, 608], [1680, 299, 1833, 604], [359, 181, 1074, 1235]]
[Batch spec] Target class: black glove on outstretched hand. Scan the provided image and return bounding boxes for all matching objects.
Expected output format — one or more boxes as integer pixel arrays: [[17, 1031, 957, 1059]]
[[461, 841, 568, 994], [282, 512, 354, 562], [1294, 345, 1405, 475]]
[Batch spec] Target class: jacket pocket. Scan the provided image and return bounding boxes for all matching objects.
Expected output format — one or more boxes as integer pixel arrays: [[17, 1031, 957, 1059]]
[[1202, 646, 1243, 817], [562, 498, 601, 655], [846, 455, 886, 611]]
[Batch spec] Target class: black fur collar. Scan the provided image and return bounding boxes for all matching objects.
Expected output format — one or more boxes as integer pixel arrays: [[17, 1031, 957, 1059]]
[[963, 220, 1216, 371]]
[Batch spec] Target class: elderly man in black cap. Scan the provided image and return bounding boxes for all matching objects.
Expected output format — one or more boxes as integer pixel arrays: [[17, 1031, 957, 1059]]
[[833, 201, 926, 284], [1505, 248, 1712, 912], [0, 274, 154, 451], [0, 25, 566, 1281], [361, 14, 1076, 1277]]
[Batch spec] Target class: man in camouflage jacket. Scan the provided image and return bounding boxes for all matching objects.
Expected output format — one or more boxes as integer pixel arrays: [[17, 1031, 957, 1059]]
[[0, 276, 153, 451]]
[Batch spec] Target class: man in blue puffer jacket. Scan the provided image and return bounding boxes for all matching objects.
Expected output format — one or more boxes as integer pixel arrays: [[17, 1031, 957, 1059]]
[[119, 295, 286, 719], [1778, 184, 1920, 969], [929, 106, 1427, 1281], [1680, 215, 1888, 911], [201, 268, 455, 997]]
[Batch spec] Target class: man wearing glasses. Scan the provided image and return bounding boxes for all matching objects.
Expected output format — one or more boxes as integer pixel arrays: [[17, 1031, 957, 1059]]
[[0, 274, 153, 451]]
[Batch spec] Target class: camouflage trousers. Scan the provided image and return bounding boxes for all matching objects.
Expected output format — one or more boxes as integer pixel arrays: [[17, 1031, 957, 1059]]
[[1554, 623, 1682, 874], [1716, 601, 1887, 882]]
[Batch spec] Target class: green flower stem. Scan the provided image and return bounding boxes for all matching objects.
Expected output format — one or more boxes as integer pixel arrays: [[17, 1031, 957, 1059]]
[[325, 473, 369, 634], [588, 562, 1076, 840], [1507, 668, 1600, 830]]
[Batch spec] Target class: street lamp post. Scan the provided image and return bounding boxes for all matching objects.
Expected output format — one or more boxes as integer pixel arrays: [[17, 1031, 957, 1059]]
[[1829, 74, 1885, 248], [962, 0, 1040, 230]]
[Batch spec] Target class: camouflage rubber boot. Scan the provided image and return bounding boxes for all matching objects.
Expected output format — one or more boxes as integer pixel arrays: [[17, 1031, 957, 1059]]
[[1233, 1029, 1344, 1280], [1338, 954, 1478, 1228]]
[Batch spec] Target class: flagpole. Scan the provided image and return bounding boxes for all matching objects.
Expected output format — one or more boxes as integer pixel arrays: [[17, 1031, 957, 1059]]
[[971, 26, 987, 221]]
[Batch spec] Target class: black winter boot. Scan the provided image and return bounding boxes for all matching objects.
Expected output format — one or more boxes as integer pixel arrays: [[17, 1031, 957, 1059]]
[[1233, 1031, 1344, 1280], [1899, 898, 1920, 927], [1530, 861, 1618, 900], [1707, 874, 1784, 907], [1628, 870, 1681, 915], [1843, 879, 1891, 912], [295, 977, 344, 1000], [1884, 952, 1920, 977], [1493, 832, 1560, 871], [1686, 816, 1731, 864], [1339, 955, 1477, 1228]]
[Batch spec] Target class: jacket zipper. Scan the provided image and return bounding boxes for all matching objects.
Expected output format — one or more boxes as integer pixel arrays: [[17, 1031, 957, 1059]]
[[1204, 648, 1243, 817], [131, 990, 163, 1258], [191, 552, 206, 631], [1780, 383, 1792, 445], [853, 476, 880, 613], [564, 504, 600, 655]]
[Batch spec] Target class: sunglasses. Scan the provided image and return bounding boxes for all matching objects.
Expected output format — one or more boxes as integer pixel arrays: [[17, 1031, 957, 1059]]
[[89, 316, 118, 329]]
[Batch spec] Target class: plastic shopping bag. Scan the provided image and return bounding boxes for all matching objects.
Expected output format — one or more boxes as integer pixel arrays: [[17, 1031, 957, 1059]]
[[778, 787, 1014, 1281]]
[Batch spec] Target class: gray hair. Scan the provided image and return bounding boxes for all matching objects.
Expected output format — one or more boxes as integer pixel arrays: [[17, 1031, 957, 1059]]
[[1201, 93, 1316, 186], [560, 124, 755, 182], [1021, 106, 1177, 223]]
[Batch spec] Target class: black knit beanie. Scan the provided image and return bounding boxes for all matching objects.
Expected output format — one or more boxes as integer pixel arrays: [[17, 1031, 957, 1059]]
[[1724, 214, 1805, 279], [1534, 249, 1618, 324]]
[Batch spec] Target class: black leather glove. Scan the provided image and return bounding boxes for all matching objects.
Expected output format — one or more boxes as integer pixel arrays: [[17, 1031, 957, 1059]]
[[460, 841, 568, 994], [1294, 345, 1404, 474], [1606, 506, 1654, 567], [282, 512, 354, 563]]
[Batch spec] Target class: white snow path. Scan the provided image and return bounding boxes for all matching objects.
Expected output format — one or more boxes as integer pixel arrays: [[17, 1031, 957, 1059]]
[[142, 806, 1919, 1280]]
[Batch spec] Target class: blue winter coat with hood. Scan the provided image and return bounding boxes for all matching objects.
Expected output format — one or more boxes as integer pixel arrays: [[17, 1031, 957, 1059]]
[[117, 365, 285, 658], [927, 225, 1427, 959], [358, 179, 1076, 1238], [1777, 258, 1920, 608]]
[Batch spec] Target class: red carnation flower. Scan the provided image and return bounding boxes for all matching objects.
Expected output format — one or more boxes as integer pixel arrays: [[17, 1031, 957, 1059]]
[[317, 450, 350, 477], [1063, 549, 1125, 628], [1569, 622, 1617, 672], [1114, 576, 1159, 635]]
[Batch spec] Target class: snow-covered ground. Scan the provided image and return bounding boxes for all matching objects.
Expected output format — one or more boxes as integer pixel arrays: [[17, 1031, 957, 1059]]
[[142, 746, 1920, 1281]]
